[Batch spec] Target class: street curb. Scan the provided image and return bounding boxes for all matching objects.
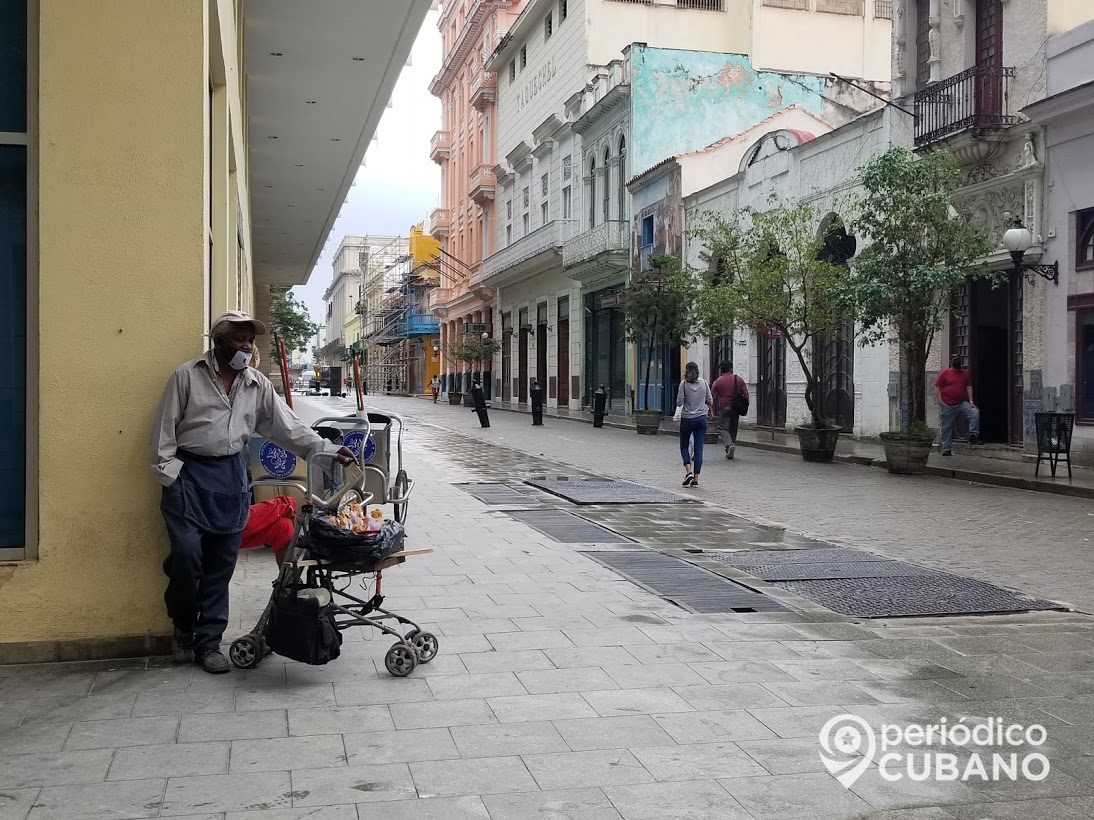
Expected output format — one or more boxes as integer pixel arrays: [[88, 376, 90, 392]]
[[422, 395, 1094, 501]]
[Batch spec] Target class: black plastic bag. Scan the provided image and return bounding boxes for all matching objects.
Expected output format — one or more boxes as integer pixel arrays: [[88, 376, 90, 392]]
[[265, 592, 342, 665], [304, 517, 405, 564]]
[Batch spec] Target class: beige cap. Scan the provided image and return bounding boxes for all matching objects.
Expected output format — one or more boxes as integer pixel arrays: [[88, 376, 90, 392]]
[[211, 310, 267, 336]]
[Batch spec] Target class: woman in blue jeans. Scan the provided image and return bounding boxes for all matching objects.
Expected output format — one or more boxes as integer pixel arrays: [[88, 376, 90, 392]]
[[676, 361, 714, 487]]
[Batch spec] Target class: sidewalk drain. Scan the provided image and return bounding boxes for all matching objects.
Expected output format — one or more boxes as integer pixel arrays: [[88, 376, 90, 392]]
[[525, 478, 693, 505], [713, 547, 891, 566], [456, 483, 544, 507], [580, 550, 787, 614], [506, 510, 632, 544]]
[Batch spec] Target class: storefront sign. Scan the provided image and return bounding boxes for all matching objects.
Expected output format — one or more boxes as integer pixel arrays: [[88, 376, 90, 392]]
[[595, 291, 623, 310], [516, 57, 558, 112]]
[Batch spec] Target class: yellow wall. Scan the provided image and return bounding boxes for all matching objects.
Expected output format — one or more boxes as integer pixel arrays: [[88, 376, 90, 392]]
[[0, 1, 250, 653], [1048, 0, 1094, 36]]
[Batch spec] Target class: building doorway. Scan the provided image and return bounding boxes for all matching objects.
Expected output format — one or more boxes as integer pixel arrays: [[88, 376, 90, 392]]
[[536, 302, 548, 393], [757, 329, 787, 429], [518, 307, 529, 403], [814, 220, 857, 431], [501, 312, 512, 401], [584, 287, 626, 409], [557, 296, 570, 405]]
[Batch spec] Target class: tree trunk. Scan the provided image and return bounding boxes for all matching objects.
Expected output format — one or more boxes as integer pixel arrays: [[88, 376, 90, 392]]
[[643, 333, 654, 410], [904, 335, 929, 427], [787, 338, 819, 426]]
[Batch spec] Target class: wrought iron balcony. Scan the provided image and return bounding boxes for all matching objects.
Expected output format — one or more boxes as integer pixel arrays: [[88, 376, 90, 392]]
[[483, 220, 578, 284], [914, 65, 1019, 149], [563, 221, 630, 270], [430, 130, 450, 164], [428, 207, 451, 238], [469, 163, 497, 205]]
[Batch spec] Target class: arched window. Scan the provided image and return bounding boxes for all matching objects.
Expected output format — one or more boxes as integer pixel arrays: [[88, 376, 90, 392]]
[[588, 157, 597, 229], [602, 145, 611, 224], [617, 135, 627, 222]]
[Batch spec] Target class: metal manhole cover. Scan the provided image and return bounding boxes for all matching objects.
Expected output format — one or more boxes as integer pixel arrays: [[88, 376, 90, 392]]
[[506, 510, 631, 544], [581, 550, 787, 614], [712, 548, 890, 566], [704, 557, 940, 581], [456, 483, 542, 507], [525, 478, 692, 505], [772, 576, 1065, 618]]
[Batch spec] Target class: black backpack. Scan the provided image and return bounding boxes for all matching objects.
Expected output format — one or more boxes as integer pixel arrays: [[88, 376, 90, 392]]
[[732, 375, 750, 416]]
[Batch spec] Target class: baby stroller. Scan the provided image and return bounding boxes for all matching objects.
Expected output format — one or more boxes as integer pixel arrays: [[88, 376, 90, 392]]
[[231, 422, 437, 677]]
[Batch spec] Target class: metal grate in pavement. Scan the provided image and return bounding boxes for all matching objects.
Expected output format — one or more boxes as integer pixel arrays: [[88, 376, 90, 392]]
[[506, 510, 632, 544], [525, 478, 692, 505], [581, 550, 787, 614], [456, 483, 543, 507], [705, 556, 940, 581], [712, 547, 891, 566], [772, 576, 1065, 618]]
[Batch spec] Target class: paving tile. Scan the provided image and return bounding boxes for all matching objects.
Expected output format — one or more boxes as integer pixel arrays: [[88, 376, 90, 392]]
[[27, 778, 166, 820], [788, 623, 878, 641], [429, 635, 492, 654], [849, 679, 973, 705], [651, 709, 777, 744], [1006, 652, 1094, 675], [0, 722, 73, 754], [516, 667, 620, 695], [450, 720, 569, 757], [770, 659, 881, 682], [0, 700, 29, 728], [334, 678, 434, 706], [19, 693, 137, 725], [235, 684, 335, 712], [229, 735, 347, 773], [486, 631, 575, 652], [64, 715, 180, 750], [457, 651, 555, 674], [629, 742, 767, 781], [845, 764, 989, 810], [849, 660, 964, 680], [522, 750, 654, 791], [287, 705, 394, 736], [711, 624, 805, 642], [343, 728, 460, 765], [178, 710, 287, 743], [601, 663, 707, 690], [933, 676, 1053, 701], [373, 653, 470, 679], [719, 771, 873, 819], [580, 688, 693, 718], [410, 756, 537, 798], [543, 647, 643, 669], [552, 715, 675, 752], [671, 683, 790, 712], [760, 680, 884, 707], [736, 736, 839, 775], [91, 667, 195, 696], [853, 810, 958, 820], [287, 763, 416, 807], [224, 806, 358, 820], [389, 698, 497, 730], [622, 644, 721, 664], [130, 689, 237, 718], [704, 641, 803, 661], [426, 672, 528, 701], [747, 704, 854, 739], [481, 787, 623, 820], [487, 693, 598, 723], [560, 628, 654, 647], [0, 673, 96, 701], [108, 741, 229, 780], [0, 789, 39, 820], [351, 795, 491, 820], [161, 771, 292, 815], [0, 750, 115, 789], [687, 661, 798, 686], [947, 800, 1094, 820], [604, 780, 749, 820]]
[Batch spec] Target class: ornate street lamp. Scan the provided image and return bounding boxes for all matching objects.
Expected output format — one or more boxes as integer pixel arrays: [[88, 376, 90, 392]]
[[1002, 218, 1059, 285]]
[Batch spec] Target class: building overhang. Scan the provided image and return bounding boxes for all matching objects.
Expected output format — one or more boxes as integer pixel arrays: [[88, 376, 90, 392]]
[[572, 84, 630, 136], [244, 0, 431, 291]]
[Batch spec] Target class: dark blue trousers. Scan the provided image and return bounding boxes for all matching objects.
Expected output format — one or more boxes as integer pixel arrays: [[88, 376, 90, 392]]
[[161, 451, 249, 653]]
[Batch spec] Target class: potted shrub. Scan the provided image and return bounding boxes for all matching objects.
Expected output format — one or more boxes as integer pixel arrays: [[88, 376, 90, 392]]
[[692, 197, 853, 462], [623, 254, 697, 435], [449, 336, 500, 407], [841, 147, 994, 474]]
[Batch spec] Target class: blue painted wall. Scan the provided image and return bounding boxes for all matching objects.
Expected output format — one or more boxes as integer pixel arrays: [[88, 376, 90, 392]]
[[629, 46, 827, 178]]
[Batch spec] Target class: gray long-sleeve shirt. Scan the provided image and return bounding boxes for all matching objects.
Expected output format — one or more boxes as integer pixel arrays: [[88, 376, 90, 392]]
[[676, 377, 714, 419], [151, 350, 335, 487]]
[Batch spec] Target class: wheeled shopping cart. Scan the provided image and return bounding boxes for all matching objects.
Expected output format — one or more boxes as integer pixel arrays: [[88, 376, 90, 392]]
[[230, 432, 437, 677]]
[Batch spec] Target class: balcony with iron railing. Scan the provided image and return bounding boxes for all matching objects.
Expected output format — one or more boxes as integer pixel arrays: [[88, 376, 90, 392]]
[[428, 207, 451, 238], [563, 221, 630, 270], [483, 220, 579, 284], [430, 130, 450, 163], [469, 163, 497, 205], [470, 72, 498, 111], [914, 65, 1019, 149]]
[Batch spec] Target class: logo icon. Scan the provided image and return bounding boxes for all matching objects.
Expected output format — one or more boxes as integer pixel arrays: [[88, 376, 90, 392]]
[[258, 440, 297, 479], [819, 714, 876, 788], [341, 430, 376, 464]]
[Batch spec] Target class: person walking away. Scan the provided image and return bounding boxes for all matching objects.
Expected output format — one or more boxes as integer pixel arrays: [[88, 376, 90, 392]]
[[935, 354, 981, 456], [676, 361, 714, 487], [711, 360, 749, 459], [152, 310, 356, 674], [430, 375, 440, 403]]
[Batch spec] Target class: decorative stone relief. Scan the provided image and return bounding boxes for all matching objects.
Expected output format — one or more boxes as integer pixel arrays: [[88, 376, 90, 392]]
[[956, 182, 1025, 249], [893, 0, 907, 94], [928, 0, 942, 83], [965, 162, 1011, 186]]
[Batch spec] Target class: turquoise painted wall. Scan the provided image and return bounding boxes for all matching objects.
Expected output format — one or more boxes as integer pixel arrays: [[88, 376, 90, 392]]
[[629, 46, 827, 178]]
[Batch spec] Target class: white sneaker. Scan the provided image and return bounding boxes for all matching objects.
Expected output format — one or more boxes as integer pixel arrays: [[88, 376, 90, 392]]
[[727, 443, 736, 460]]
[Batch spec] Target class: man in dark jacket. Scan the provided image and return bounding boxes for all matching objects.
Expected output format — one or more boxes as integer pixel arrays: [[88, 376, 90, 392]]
[[710, 360, 749, 460]]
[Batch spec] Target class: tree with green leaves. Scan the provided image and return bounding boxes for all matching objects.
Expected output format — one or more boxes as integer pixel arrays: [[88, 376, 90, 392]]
[[622, 254, 698, 412], [270, 290, 318, 355], [449, 336, 501, 375], [690, 196, 851, 427], [841, 147, 994, 429]]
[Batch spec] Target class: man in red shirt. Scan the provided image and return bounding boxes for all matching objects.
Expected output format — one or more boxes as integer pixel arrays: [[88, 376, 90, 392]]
[[711, 360, 749, 459], [934, 354, 981, 455]]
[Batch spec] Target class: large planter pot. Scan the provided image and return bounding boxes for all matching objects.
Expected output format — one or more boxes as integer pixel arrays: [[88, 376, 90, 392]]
[[880, 430, 936, 475], [633, 409, 663, 435], [462, 393, 475, 407], [448, 392, 463, 406], [795, 425, 841, 463]]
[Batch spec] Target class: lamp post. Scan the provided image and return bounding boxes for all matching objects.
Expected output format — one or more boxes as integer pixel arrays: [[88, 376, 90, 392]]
[[1002, 218, 1059, 285]]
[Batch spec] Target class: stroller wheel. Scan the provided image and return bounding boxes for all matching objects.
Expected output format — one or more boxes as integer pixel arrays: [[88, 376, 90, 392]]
[[393, 470, 410, 524], [229, 635, 262, 669], [409, 631, 439, 664], [384, 642, 418, 677]]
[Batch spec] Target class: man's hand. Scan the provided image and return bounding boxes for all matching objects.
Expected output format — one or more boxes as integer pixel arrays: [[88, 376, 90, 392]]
[[335, 446, 357, 466]]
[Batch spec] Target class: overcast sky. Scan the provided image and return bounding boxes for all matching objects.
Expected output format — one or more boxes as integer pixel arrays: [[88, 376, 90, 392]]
[[294, 8, 442, 324]]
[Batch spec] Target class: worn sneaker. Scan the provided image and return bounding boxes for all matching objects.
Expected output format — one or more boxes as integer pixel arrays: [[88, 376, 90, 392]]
[[172, 629, 195, 664], [942, 450, 952, 457], [196, 649, 230, 674], [682, 474, 695, 487], [727, 443, 736, 460]]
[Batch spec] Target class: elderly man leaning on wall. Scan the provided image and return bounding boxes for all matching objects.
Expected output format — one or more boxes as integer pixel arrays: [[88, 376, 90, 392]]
[[151, 310, 354, 673]]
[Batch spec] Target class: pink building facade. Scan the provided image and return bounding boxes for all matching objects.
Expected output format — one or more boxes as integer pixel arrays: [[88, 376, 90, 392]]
[[429, 0, 526, 396]]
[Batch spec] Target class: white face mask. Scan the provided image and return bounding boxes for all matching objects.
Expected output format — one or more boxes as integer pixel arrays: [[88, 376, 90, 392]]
[[227, 347, 252, 371]]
